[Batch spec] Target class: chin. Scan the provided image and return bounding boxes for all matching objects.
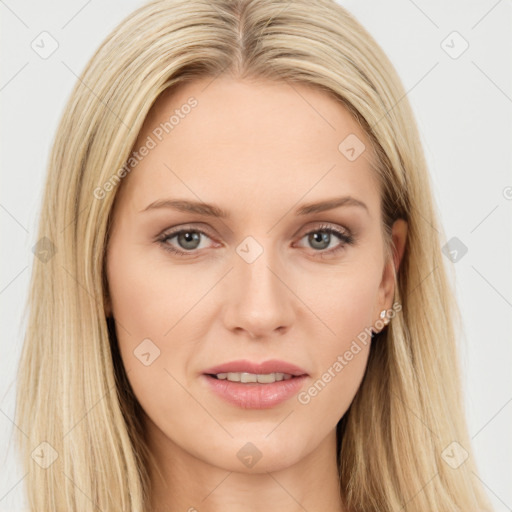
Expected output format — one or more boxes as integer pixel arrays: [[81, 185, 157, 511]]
[[204, 435, 306, 474]]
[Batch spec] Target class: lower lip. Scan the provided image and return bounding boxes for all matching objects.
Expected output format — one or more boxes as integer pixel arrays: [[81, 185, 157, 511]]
[[202, 374, 308, 409]]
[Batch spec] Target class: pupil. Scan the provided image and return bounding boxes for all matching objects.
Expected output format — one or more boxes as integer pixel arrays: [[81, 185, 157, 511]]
[[179, 231, 200, 249], [310, 231, 329, 250]]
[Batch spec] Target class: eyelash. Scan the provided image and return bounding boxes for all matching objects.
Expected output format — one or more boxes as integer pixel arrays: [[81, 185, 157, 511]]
[[157, 223, 354, 258]]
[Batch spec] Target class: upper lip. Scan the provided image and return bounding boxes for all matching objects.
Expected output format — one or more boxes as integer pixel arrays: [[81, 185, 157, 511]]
[[203, 359, 309, 376]]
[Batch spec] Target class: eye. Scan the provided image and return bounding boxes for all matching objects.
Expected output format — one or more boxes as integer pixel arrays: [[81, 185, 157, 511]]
[[296, 224, 354, 256], [157, 227, 216, 256], [156, 223, 354, 258]]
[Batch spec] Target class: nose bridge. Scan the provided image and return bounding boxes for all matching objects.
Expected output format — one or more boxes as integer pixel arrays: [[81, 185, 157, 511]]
[[225, 237, 294, 336]]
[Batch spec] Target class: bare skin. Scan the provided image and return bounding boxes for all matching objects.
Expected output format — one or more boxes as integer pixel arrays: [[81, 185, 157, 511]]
[[105, 75, 407, 512]]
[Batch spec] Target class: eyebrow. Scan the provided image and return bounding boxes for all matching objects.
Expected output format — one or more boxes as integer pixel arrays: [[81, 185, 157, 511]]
[[140, 195, 368, 217]]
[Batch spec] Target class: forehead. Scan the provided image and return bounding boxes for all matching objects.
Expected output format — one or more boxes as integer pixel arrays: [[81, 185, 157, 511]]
[[116, 76, 380, 219]]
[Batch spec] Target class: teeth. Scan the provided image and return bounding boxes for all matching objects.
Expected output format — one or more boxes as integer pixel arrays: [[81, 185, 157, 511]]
[[215, 372, 293, 383]]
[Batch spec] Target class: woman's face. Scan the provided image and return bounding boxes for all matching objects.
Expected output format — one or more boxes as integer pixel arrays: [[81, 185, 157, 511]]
[[105, 76, 405, 474]]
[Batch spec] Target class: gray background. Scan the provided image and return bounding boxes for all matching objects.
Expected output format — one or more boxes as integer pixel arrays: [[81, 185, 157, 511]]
[[1, 1, 511, 510]]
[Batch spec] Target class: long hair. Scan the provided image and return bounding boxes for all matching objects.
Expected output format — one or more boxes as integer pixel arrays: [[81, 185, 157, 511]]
[[15, 0, 493, 510]]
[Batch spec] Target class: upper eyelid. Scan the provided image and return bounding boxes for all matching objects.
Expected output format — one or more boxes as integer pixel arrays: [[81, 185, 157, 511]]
[[158, 225, 215, 241], [158, 222, 352, 245], [158, 221, 350, 235]]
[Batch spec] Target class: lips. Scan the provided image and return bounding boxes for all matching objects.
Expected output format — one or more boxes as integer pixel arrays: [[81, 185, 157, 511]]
[[201, 359, 309, 409]]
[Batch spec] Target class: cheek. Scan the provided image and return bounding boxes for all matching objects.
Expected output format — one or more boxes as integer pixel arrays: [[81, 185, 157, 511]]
[[296, 343, 370, 440], [106, 240, 204, 344], [297, 257, 381, 345], [105, 240, 209, 419], [290, 260, 380, 422]]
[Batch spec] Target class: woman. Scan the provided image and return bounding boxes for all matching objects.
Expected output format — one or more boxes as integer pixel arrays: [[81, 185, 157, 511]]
[[15, 0, 493, 510]]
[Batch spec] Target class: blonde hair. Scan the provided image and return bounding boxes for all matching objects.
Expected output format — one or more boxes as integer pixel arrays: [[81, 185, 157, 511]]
[[15, 0, 493, 510]]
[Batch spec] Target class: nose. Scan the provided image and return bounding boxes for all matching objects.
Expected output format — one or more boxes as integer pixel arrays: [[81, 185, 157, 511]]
[[222, 247, 295, 339]]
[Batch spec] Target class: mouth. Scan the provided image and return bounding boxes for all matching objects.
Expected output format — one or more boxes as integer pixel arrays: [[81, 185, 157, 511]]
[[201, 361, 309, 409], [202, 359, 309, 379], [206, 371, 298, 384]]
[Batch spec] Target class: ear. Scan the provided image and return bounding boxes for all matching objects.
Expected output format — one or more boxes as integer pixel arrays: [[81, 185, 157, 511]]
[[374, 219, 407, 327]]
